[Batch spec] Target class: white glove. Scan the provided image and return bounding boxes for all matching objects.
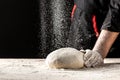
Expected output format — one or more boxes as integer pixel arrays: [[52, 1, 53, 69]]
[[84, 49, 104, 67]]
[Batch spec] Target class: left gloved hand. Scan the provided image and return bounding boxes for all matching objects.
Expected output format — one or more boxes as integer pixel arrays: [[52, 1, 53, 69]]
[[83, 49, 104, 67]]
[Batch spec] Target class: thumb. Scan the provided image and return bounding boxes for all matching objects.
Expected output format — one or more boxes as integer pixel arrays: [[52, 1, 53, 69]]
[[84, 49, 92, 61]]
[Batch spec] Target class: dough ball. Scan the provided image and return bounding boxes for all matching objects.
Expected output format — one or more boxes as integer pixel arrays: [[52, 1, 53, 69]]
[[45, 47, 84, 69]]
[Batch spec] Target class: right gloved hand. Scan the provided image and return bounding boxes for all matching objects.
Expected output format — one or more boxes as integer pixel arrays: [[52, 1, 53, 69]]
[[83, 49, 104, 67]]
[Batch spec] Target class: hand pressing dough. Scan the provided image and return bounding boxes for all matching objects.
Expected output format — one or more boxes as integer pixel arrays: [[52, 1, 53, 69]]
[[45, 47, 84, 69]]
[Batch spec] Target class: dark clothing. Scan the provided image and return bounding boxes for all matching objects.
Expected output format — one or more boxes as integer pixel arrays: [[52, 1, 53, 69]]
[[101, 0, 120, 57], [67, 0, 120, 57], [67, 0, 110, 50], [102, 0, 120, 32]]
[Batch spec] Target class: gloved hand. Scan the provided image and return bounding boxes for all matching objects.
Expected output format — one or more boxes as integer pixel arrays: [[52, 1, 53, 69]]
[[83, 49, 104, 67]]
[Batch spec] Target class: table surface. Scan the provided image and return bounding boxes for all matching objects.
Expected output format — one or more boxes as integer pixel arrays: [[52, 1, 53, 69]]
[[0, 58, 120, 80]]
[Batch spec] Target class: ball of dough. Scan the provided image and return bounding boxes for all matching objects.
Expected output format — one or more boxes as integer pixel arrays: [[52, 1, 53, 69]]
[[45, 47, 84, 69]]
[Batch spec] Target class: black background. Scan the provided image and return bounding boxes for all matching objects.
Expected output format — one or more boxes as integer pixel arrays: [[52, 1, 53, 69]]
[[0, 0, 119, 58], [0, 0, 39, 58]]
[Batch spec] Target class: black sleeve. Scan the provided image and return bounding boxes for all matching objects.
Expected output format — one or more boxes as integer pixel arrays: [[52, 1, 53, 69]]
[[101, 0, 120, 32], [67, 0, 109, 50]]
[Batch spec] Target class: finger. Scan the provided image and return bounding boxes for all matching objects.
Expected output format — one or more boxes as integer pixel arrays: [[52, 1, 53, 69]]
[[92, 61, 103, 67], [92, 57, 103, 67], [84, 54, 96, 67], [84, 61, 91, 68], [80, 49, 86, 53], [84, 50, 92, 61], [89, 51, 102, 67], [92, 60, 99, 67], [90, 54, 99, 67]]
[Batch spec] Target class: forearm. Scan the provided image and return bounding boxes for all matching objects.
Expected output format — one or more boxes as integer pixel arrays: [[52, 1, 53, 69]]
[[93, 29, 119, 58]]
